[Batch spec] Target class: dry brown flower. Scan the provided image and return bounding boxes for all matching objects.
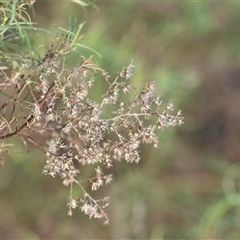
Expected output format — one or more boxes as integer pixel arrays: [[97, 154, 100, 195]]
[[0, 2, 183, 224]]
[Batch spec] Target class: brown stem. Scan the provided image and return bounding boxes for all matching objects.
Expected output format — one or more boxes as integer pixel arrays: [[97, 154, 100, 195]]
[[0, 81, 56, 140]]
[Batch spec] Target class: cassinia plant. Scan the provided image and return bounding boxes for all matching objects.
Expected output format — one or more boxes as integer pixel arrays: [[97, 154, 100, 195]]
[[0, 1, 183, 224]]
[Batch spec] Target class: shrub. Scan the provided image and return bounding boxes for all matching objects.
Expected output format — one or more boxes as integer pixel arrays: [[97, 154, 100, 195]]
[[0, 0, 183, 224]]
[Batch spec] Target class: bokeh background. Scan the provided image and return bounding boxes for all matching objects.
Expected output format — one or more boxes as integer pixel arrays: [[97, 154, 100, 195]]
[[1, 1, 240, 239]]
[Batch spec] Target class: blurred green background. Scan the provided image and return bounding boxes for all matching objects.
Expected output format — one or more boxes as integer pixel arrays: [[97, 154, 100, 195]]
[[1, 1, 240, 239]]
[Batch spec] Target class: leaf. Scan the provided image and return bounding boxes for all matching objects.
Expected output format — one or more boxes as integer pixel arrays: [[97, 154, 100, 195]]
[[74, 43, 102, 58], [70, 0, 89, 7]]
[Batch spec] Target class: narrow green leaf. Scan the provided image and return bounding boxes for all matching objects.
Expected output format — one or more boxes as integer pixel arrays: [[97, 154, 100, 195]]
[[74, 43, 102, 58]]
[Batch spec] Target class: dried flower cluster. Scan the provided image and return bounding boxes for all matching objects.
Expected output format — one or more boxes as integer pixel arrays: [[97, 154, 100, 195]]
[[0, 2, 183, 225]]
